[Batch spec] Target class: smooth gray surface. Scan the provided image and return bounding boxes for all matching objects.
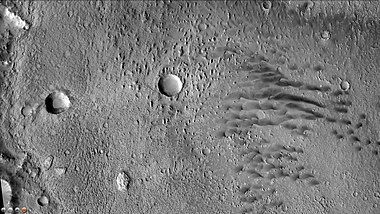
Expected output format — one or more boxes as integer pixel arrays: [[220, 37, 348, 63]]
[[0, 1, 379, 214]]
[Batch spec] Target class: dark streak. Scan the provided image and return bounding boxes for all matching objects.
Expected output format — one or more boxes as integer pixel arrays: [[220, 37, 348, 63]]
[[290, 172, 300, 181], [284, 154, 298, 161], [254, 88, 283, 100], [268, 200, 284, 208], [285, 114, 298, 120], [333, 107, 348, 113], [349, 136, 360, 142], [302, 84, 331, 92], [266, 188, 276, 195], [313, 65, 324, 72], [354, 122, 363, 129], [300, 114, 318, 120], [299, 173, 314, 179], [245, 169, 263, 178], [215, 130, 227, 138], [281, 122, 297, 130], [359, 114, 366, 120], [239, 186, 250, 194], [296, 166, 305, 171], [260, 74, 284, 83], [272, 152, 283, 159], [308, 179, 321, 186], [285, 103, 325, 118], [239, 148, 260, 157], [235, 120, 254, 128], [325, 117, 337, 123], [239, 64, 258, 72], [275, 79, 303, 88], [339, 119, 352, 125], [234, 165, 244, 173], [364, 139, 372, 145], [240, 196, 259, 203], [284, 146, 298, 153], [253, 62, 278, 74], [269, 93, 325, 107], [256, 118, 278, 126]]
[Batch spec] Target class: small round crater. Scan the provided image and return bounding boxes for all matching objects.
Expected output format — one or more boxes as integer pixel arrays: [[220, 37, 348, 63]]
[[340, 80, 350, 91], [37, 195, 49, 206], [262, 1, 272, 10], [45, 91, 71, 114], [21, 105, 33, 117], [202, 148, 211, 156], [299, 0, 314, 12], [281, 203, 289, 212], [198, 23, 207, 31], [158, 74, 183, 97]]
